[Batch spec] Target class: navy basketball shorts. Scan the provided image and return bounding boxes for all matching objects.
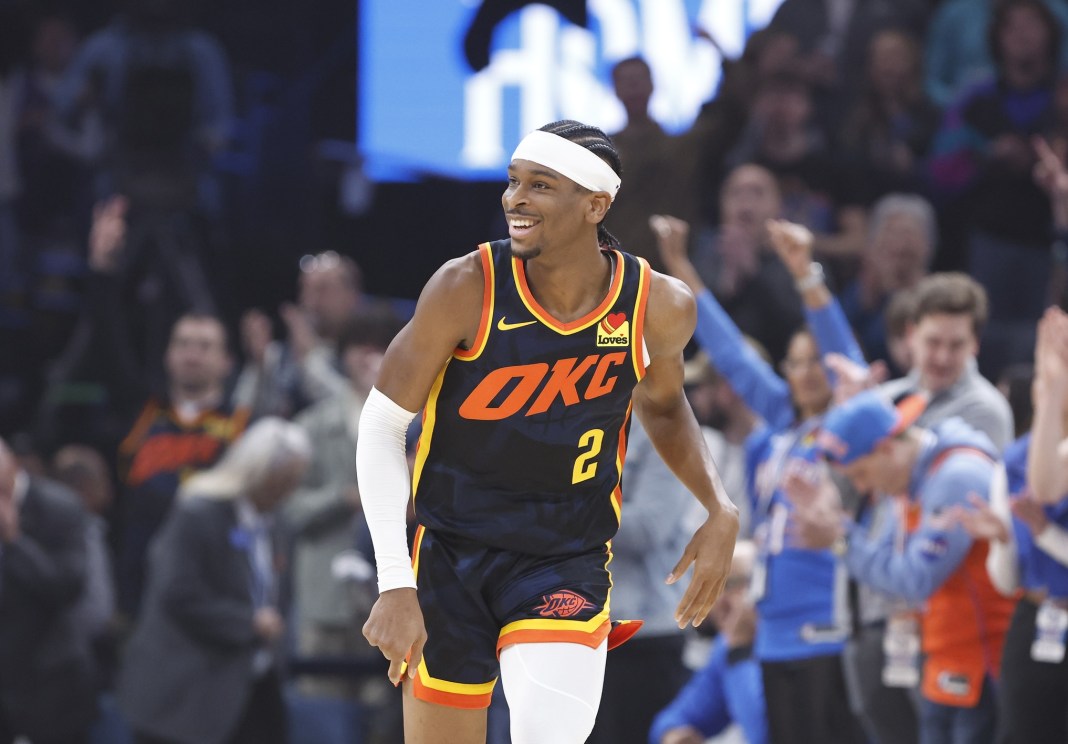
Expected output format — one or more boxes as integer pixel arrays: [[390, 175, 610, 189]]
[[407, 525, 613, 709]]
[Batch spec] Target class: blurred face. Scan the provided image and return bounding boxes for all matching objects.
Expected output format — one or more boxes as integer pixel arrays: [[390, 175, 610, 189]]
[[720, 165, 781, 240], [836, 440, 910, 495], [33, 17, 78, 74], [868, 213, 930, 291], [250, 457, 309, 512], [999, 5, 1053, 80], [343, 344, 386, 394], [165, 317, 231, 395], [756, 84, 812, 133], [907, 313, 977, 393], [868, 31, 915, 96], [299, 266, 359, 337], [612, 59, 653, 119], [783, 333, 833, 416]]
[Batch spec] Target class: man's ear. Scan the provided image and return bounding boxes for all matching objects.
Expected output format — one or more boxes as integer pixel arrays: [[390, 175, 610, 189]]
[[586, 192, 612, 224]]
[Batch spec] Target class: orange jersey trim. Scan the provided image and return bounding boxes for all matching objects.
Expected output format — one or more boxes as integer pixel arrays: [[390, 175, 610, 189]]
[[454, 244, 494, 361], [411, 524, 426, 577], [610, 402, 632, 524], [412, 365, 448, 499], [496, 614, 612, 656], [119, 400, 163, 455], [410, 658, 497, 710], [631, 257, 651, 380], [512, 249, 625, 335]]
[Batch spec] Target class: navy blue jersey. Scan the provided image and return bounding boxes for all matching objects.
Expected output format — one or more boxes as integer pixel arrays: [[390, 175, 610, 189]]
[[412, 240, 652, 555]]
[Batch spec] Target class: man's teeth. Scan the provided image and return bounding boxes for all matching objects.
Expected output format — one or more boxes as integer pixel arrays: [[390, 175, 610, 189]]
[[510, 219, 535, 228]]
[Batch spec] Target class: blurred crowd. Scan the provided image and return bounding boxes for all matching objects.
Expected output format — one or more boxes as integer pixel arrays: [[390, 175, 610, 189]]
[[6, 0, 1068, 743]]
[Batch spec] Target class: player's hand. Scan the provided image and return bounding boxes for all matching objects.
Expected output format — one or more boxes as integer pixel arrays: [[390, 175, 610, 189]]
[[668, 505, 739, 629], [363, 587, 427, 686]]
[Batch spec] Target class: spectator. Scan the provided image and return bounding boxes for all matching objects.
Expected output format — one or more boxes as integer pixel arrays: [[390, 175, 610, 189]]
[[839, 30, 941, 202], [0, 436, 97, 744], [792, 390, 1016, 744], [656, 214, 868, 744], [879, 273, 1014, 450], [648, 540, 767, 744], [52, 0, 234, 213], [954, 309, 1068, 744], [726, 72, 867, 263], [116, 310, 249, 617], [689, 163, 805, 365], [606, 56, 697, 274], [118, 418, 311, 744], [925, 0, 1068, 108], [838, 194, 936, 372], [235, 251, 367, 420], [928, 0, 1061, 367], [884, 287, 917, 379], [284, 307, 402, 730], [764, 0, 929, 137]]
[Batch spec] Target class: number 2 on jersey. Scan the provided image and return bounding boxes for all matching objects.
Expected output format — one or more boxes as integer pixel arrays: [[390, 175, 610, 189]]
[[572, 428, 604, 484]]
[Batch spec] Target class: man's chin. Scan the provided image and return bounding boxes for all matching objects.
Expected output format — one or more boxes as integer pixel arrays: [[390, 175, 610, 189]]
[[509, 242, 542, 260]]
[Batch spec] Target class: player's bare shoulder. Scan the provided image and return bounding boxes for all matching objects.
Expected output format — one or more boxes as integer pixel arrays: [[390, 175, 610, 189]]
[[643, 268, 697, 359], [410, 248, 489, 350]]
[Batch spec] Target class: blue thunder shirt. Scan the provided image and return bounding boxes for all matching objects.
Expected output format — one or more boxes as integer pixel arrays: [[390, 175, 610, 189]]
[[412, 240, 651, 556], [1004, 433, 1068, 599]]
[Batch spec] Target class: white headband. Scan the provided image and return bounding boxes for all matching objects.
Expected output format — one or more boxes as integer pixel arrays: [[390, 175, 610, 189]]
[[511, 130, 621, 201]]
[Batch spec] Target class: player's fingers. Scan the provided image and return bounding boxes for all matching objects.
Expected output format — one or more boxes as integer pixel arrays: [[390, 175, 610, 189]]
[[408, 637, 426, 679], [387, 657, 405, 687], [673, 579, 706, 628], [667, 548, 694, 585]]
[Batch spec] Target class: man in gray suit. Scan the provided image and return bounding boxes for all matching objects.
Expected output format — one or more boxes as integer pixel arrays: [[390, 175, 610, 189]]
[[0, 438, 96, 744], [118, 419, 311, 744]]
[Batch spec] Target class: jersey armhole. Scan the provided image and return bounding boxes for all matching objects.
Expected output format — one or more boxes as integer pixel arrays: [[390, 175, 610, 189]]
[[631, 257, 652, 380], [454, 243, 495, 361]]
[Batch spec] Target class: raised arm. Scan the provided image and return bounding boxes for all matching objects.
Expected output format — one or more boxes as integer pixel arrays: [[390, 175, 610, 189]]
[[357, 249, 486, 684], [634, 272, 739, 628], [651, 215, 792, 427], [1028, 308, 1068, 504]]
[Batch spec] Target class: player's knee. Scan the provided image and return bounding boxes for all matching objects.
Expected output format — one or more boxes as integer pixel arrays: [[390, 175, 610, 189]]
[[509, 694, 598, 744]]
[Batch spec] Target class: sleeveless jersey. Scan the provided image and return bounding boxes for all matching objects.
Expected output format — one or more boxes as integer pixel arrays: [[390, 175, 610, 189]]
[[412, 240, 652, 556]]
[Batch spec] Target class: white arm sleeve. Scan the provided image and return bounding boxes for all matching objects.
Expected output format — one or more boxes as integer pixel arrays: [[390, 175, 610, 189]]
[[357, 386, 420, 592], [985, 463, 1020, 596]]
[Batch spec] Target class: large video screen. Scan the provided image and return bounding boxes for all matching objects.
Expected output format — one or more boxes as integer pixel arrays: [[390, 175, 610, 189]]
[[359, 0, 785, 182]]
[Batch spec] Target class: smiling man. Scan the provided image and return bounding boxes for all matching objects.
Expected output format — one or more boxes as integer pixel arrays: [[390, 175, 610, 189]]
[[356, 120, 739, 744], [879, 272, 1013, 451]]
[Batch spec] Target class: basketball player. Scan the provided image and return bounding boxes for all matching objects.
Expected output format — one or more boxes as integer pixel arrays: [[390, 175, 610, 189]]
[[356, 120, 740, 744]]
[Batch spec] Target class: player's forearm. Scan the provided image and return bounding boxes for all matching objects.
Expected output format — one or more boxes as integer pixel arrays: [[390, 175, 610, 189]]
[[356, 387, 419, 592], [638, 396, 738, 516]]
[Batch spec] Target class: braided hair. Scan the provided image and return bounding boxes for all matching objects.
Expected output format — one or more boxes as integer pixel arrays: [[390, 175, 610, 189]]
[[538, 120, 624, 250]]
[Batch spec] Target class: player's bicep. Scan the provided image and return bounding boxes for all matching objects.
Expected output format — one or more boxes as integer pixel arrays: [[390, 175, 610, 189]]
[[634, 272, 695, 411], [375, 254, 485, 411]]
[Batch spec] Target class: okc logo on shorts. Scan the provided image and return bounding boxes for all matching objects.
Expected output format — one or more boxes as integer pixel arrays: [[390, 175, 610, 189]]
[[533, 590, 595, 618], [597, 312, 629, 348]]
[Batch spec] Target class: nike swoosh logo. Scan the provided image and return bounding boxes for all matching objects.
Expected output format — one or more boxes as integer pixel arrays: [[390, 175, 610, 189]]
[[497, 317, 538, 331]]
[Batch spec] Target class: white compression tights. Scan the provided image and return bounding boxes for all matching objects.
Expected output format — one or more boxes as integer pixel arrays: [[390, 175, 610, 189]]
[[499, 641, 608, 744]]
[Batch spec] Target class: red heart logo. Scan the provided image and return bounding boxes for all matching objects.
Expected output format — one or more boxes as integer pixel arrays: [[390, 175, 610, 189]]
[[604, 312, 626, 333]]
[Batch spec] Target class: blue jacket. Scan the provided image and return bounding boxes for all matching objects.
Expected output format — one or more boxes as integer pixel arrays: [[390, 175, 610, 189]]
[[845, 419, 999, 604], [693, 289, 865, 661], [1004, 434, 1068, 599], [647, 637, 767, 744]]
